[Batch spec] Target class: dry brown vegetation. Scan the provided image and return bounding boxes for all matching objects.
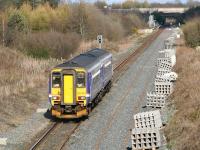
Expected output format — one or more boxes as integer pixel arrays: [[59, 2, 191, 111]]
[[165, 39, 200, 150], [0, 46, 60, 133], [0, 3, 146, 59], [0, 1, 147, 133], [182, 17, 200, 48]]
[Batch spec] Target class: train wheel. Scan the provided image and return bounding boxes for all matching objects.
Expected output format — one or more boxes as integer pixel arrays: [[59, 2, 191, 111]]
[[87, 106, 92, 114], [97, 92, 103, 102], [91, 102, 95, 108], [107, 81, 112, 92]]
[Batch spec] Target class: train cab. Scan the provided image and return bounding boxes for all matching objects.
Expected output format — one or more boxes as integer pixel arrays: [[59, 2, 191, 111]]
[[50, 68, 88, 119]]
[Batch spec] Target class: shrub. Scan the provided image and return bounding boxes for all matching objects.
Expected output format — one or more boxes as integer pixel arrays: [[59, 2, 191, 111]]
[[17, 31, 81, 59], [184, 6, 200, 20], [182, 18, 200, 48], [165, 46, 200, 150], [94, 1, 107, 9], [110, 13, 146, 36], [29, 4, 52, 31], [67, 3, 125, 41], [6, 10, 27, 45], [2, 3, 147, 58], [7, 10, 27, 32], [26, 48, 50, 59], [122, 0, 135, 9], [112, 3, 122, 9], [0, 46, 61, 132]]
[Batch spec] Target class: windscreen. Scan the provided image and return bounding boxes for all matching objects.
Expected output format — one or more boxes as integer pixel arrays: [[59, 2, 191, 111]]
[[52, 72, 61, 88], [76, 72, 85, 88]]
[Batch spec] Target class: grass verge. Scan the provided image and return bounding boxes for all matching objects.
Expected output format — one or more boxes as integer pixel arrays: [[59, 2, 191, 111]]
[[0, 46, 60, 133], [165, 38, 200, 150]]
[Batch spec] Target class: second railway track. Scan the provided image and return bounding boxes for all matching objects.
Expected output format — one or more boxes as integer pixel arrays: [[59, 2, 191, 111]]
[[28, 29, 163, 150]]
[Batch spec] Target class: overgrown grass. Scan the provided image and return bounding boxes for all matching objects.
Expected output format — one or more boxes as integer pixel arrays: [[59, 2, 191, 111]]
[[182, 18, 200, 48], [165, 42, 200, 150], [0, 46, 60, 132], [16, 31, 81, 59]]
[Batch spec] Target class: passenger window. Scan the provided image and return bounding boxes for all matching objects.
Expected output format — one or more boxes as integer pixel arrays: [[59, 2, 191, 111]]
[[52, 73, 61, 88], [77, 72, 85, 88]]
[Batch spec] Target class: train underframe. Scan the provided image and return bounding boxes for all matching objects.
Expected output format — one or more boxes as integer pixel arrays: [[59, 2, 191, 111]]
[[51, 81, 112, 119]]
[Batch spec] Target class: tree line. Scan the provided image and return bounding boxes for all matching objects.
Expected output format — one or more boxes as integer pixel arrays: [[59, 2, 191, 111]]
[[0, 1, 146, 59]]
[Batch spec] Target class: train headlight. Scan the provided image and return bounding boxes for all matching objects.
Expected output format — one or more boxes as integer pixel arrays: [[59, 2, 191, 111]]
[[78, 96, 86, 100], [52, 96, 60, 100]]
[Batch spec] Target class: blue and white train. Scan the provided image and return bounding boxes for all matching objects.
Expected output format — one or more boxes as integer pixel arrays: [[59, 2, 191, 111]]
[[49, 48, 113, 119]]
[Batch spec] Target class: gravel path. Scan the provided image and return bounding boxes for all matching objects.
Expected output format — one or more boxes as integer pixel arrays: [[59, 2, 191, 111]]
[[62, 30, 172, 150]]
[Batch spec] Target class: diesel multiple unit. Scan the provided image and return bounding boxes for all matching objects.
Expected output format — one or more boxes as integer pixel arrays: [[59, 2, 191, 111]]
[[49, 48, 113, 119]]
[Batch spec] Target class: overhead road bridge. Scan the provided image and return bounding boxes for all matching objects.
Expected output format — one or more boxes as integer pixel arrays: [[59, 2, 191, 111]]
[[110, 7, 188, 26]]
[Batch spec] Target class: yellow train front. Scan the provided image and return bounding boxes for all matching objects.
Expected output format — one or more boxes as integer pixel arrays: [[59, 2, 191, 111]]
[[49, 48, 113, 119]]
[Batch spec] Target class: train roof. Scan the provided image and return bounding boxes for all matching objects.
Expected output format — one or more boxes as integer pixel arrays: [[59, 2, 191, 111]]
[[56, 48, 112, 70]]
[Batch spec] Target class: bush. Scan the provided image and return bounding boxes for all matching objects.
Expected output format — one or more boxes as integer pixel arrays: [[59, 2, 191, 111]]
[[184, 6, 200, 20], [94, 1, 107, 9], [182, 18, 200, 48], [0, 46, 60, 132], [112, 3, 122, 9], [6, 10, 27, 45], [67, 3, 125, 41], [121, 0, 148, 9], [26, 48, 49, 59], [165, 46, 200, 150], [1, 3, 147, 58], [122, 0, 135, 9], [7, 10, 27, 31], [110, 13, 146, 36], [29, 4, 52, 31], [17, 31, 81, 59]]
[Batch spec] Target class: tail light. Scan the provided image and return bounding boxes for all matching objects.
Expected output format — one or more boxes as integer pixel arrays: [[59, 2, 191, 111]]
[[78, 96, 86, 100]]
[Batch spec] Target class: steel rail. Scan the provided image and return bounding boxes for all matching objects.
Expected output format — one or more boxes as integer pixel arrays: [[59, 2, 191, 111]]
[[29, 122, 58, 150]]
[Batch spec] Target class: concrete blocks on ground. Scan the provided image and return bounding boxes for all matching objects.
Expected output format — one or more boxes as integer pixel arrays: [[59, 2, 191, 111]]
[[131, 128, 161, 150], [154, 81, 173, 95], [159, 49, 176, 58], [156, 69, 171, 76], [164, 38, 174, 49], [157, 61, 172, 71], [164, 43, 173, 50], [146, 92, 167, 108], [157, 57, 172, 67], [158, 48, 176, 67], [155, 76, 171, 82], [155, 72, 178, 83], [134, 110, 162, 129]]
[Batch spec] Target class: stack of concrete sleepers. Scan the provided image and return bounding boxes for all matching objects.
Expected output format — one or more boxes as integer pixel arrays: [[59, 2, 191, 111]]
[[131, 128, 161, 150], [131, 29, 181, 150], [131, 110, 163, 150], [146, 34, 178, 108]]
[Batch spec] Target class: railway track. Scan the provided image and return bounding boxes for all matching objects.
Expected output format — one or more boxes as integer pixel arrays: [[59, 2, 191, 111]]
[[29, 29, 163, 150]]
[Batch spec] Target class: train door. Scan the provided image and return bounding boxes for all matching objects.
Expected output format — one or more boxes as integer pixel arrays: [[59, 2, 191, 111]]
[[63, 75, 74, 104]]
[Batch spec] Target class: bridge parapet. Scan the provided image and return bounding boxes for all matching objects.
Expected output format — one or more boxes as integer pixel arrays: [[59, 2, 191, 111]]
[[111, 7, 188, 14]]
